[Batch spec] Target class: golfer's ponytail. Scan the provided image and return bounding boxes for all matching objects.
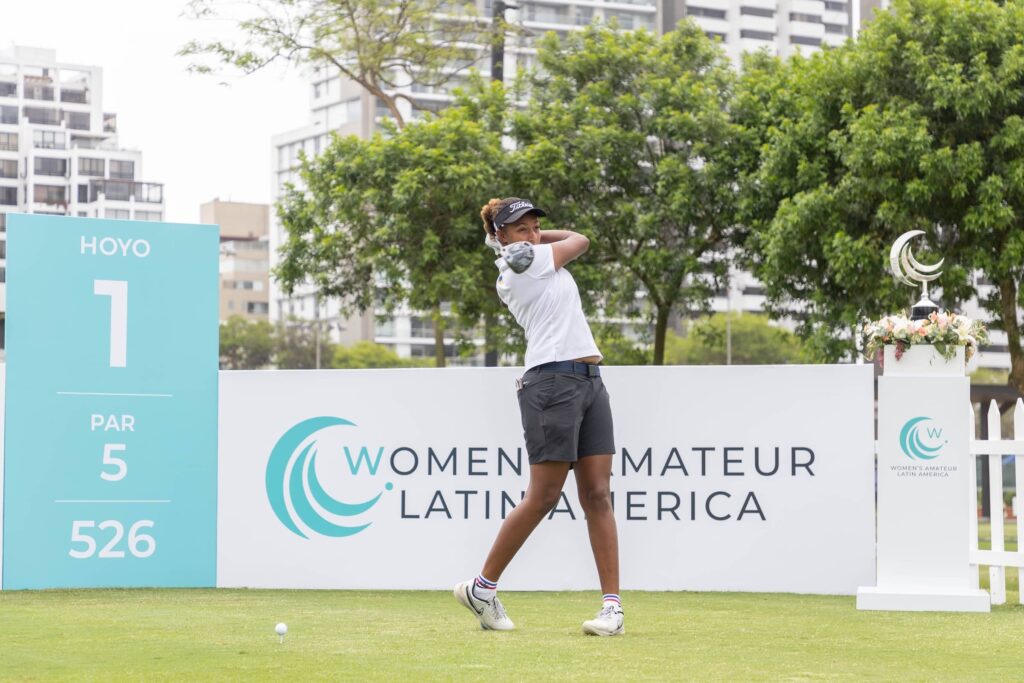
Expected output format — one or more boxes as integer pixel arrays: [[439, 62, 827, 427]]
[[480, 198, 504, 238]]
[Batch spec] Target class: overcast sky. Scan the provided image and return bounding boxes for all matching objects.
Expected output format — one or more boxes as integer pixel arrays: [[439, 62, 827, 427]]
[[4, 0, 311, 223]]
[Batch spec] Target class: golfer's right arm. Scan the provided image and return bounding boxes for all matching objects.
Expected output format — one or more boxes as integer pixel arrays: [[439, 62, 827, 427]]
[[542, 230, 590, 270]]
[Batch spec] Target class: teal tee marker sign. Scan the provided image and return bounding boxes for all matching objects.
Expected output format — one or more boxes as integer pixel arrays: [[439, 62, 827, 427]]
[[3, 214, 219, 589]]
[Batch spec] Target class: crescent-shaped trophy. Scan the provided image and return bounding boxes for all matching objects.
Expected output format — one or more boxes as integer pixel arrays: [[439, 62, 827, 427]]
[[889, 230, 943, 320]]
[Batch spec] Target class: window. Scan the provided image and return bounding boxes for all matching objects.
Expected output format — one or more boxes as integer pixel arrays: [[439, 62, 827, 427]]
[[741, 29, 775, 40], [34, 184, 66, 204], [109, 160, 134, 179], [104, 209, 129, 220], [790, 35, 822, 46], [103, 113, 117, 133], [0, 132, 16, 151], [411, 316, 434, 338], [78, 157, 104, 176], [135, 211, 162, 221], [790, 13, 823, 22], [0, 241, 5, 259], [525, 2, 569, 23], [136, 183, 162, 203], [61, 88, 89, 104], [0, 187, 15, 205], [33, 130, 65, 149], [0, 213, 5, 231], [0, 105, 15, 124], [824, 1, 848, 10], [687, 6, 727, 18], [741, 6, 775, 17], [705, 31, 728, 40], [65, 111, 89, 131], [0, 160, 16, 178], [34, 157, 67, 177], [374, 318, 396, 337], [0, 82, 14, 97], [23, 79, 54, 101], [246, 302, 269, 315], [325, 98, 361, 128], [825, 23, 847, 33], [24, 107, 60, 126], [78, 184, 88, 203]]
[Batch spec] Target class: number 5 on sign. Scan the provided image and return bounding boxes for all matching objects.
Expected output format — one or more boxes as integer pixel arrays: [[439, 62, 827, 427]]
[[94, 279, 127, 367]]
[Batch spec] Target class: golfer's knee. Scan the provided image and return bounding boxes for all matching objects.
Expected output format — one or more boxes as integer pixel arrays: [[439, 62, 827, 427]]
[[579, 485, 612, 515], [525, 485, 563, 513]]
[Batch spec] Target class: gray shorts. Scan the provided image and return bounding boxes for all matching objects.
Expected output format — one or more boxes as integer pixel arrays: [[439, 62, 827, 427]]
[[516, 367, 615, 465]]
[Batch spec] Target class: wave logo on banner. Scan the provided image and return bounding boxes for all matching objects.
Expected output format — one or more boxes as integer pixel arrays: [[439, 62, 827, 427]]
[[266, 416, 392, 539], [899, 416, 947, 460]]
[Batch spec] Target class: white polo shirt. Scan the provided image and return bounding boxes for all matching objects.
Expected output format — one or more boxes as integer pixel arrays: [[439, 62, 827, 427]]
[[495, 243, 602, 370]]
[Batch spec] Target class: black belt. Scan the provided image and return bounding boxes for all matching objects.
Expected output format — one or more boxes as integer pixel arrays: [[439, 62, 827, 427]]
[[531, 360, 601, 377]]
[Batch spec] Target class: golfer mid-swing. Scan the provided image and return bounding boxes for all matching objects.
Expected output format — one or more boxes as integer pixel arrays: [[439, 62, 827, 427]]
[[454, 197, 622, 637]]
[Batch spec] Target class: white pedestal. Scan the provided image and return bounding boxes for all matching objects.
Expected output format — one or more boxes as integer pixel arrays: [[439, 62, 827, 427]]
[[857, 344, 990, 612]]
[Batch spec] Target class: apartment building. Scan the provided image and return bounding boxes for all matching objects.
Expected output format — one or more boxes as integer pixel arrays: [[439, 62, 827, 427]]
[[201, 199, 271, 322], [0, 45, 165, 340]]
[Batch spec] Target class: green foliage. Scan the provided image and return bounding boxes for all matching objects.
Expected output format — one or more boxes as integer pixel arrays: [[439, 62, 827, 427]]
[[179, 0, 489, 127], [591, 322, 651, 366], [219, 315, 275, 369], [273, 319, 330, 370], [664, 313, 808, 365], [276, 86, 518, 366], [513, 22, 740, 364], [331, 341, 431, 369], [737, 0, 1024, 385]]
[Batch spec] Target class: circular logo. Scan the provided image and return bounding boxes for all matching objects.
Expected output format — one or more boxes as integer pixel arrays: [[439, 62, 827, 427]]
[[899, 416, 946, 460], [266, 416, 390, 539]]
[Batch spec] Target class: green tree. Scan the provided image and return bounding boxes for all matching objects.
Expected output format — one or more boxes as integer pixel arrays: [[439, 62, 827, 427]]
[[331, 341, 430, 368], [274, 318, 329, 369], [276, 94, 512, 366], [512, 22, 740, 365], [664, 313, 808, 365], [180, 0, 488, 127], [219, 315, 275, 369], [736, 0, 1024, 388]]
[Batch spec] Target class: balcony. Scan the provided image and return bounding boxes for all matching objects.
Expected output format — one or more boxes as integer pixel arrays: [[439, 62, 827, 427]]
[[88, 179, 163, 204], [60, 88, 90, 105]]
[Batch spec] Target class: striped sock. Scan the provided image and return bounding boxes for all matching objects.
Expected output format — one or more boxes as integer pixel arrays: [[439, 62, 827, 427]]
[[473, 574, 498, 601], [603, 593, 621, 609]]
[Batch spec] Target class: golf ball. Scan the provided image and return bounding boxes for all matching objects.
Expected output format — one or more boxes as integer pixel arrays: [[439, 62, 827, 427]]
[[275, 623, 288, 636]]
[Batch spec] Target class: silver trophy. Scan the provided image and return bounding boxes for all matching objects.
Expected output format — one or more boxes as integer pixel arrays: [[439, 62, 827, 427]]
[[889, 230, 943, 320]]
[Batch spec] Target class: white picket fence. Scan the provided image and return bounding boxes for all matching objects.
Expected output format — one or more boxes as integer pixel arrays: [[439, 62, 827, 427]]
[[968, 399, 1024, 605]]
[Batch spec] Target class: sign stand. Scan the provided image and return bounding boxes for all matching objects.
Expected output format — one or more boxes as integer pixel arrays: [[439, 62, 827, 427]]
[[857, 344, 990, 612]]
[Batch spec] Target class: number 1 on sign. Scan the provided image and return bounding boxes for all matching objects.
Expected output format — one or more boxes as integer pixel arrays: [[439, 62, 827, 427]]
[[94, 279, 127, 367]]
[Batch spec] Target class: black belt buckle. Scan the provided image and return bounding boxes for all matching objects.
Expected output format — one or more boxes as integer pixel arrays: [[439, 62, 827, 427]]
[[585, 363, 599, 377]]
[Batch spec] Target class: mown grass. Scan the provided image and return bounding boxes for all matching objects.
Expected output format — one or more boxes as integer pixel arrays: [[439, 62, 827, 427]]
[[3, 588, 1024, 681]]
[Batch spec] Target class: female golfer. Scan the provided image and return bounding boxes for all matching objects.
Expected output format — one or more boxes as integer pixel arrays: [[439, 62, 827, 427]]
[[454, 197, 622, 637]]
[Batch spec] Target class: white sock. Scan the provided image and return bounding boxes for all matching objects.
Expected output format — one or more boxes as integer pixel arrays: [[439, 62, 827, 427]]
[[603, 593, 621, 610], [472, 574, 497, 601]]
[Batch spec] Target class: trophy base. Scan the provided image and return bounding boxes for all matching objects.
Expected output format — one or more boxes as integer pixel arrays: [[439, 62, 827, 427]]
[[910, 297, 939, 321]]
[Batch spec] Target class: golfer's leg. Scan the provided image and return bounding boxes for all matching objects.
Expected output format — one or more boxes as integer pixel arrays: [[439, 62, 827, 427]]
[[575, 454, 619, 595], [481, 461, 571, 581]]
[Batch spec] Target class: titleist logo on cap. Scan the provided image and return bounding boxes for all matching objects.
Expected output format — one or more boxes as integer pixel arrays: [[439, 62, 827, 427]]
[[507, 200, 533, 212]]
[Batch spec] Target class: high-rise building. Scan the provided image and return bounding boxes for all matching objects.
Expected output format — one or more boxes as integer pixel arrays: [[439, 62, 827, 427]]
[[201, 199, 271, 322], [274, 1, 989, 369], [0, 45, 166, 339]]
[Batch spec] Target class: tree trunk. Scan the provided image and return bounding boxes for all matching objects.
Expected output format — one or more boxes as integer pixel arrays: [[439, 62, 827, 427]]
[[484, 313, 498, 367], [433, 304, 446, 368], [652, 305, 670, 366], [998, 277, 1024, 394]]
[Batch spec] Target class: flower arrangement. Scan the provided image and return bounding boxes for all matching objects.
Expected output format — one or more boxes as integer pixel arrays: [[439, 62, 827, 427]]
[[861, 311, 988, 362]]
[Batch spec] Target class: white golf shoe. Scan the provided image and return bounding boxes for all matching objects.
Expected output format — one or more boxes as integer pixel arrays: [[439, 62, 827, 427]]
[[582, 605, 625, 636], [454, 580, 515, 631]]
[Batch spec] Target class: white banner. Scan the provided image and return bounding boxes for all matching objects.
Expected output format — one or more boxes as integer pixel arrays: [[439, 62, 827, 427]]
[[218, 365, 875, 594]]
